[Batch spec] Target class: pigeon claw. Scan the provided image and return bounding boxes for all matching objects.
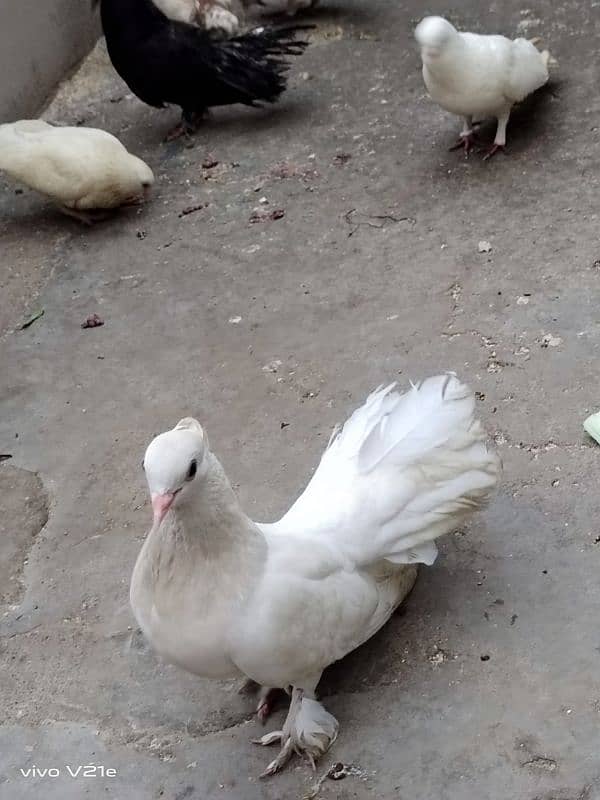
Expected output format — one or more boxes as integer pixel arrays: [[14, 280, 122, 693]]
[[258, 737, 295, 778], [482, 143, 506, 161], [449, 133, 478, 155]]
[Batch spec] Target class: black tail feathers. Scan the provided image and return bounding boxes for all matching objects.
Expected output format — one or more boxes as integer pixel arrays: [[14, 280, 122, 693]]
[[215, 24, 313, 105]]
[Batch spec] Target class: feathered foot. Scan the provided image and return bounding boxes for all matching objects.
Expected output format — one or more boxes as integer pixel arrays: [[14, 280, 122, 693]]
[[252, 688, 339, 777]]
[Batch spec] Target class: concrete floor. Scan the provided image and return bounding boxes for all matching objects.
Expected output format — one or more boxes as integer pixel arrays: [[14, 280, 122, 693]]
[[2, 1, 600, 798]]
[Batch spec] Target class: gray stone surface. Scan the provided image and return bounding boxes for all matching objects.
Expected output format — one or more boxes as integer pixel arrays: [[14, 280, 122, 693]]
[[2, 1, 600, 798]]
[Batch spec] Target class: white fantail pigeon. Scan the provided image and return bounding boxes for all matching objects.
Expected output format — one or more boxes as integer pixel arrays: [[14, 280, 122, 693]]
[[132, 374, 500, 775], [415, 16, 551, 159]]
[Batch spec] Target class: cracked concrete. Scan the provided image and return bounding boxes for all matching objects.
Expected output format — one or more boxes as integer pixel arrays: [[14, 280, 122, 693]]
[[2, 0, 600, 798]]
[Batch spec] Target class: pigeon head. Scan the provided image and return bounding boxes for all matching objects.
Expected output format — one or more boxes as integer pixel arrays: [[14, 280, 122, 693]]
[[415, 16, 458, 61], [130, 156, 155, 201], [143, 418, 206, 526]]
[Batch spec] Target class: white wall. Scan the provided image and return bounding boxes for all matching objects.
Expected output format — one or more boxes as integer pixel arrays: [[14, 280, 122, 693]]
[[0, 0, 100, 122]]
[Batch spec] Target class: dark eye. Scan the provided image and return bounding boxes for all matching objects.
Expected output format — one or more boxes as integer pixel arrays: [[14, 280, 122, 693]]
[[186, 459, 197, 481], [141, 461, 145, 471]]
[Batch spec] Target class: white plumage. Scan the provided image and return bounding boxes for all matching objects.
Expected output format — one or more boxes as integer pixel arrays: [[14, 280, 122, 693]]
[[415, 16, 551, 158], [0, 120, 154, 222], [132, 374, 500, 774]]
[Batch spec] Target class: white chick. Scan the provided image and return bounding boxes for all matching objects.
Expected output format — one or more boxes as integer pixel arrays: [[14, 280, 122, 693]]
[[415, 16, 551, 159], [0, 120, 154, 223]]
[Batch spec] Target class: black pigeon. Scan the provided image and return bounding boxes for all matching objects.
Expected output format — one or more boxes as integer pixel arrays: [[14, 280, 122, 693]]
[[96, 0, 311, 137]]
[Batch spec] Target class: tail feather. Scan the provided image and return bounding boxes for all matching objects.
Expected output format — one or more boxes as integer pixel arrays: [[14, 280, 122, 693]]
[[273, 374, 500, 568], [214, 25, 312, 104]]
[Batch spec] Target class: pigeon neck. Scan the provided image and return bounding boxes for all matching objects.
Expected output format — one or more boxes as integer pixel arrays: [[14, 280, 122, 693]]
[[169, 451, 260, 559]]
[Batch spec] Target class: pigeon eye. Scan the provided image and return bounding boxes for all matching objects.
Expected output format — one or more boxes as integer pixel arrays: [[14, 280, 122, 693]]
[[187, 459, 197, 481]]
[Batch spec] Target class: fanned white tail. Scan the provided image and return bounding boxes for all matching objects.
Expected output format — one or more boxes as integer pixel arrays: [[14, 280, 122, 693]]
[[272, 374, 500, 566]]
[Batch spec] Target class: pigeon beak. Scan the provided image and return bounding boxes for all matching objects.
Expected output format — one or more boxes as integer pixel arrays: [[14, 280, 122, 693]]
[[151, 491, 176, 526]]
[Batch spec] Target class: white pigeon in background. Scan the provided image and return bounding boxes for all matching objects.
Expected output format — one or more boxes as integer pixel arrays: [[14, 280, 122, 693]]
[[415, 16, 551, 159], [132, 374, 500, 775], [0, 120, 154, 223]]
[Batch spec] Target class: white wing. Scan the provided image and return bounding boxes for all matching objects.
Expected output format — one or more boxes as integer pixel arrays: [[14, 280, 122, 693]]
[[261, 374, 500, 567]]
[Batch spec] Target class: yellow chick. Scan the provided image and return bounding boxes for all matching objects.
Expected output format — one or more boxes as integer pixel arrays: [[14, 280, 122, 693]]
[[0, 120, 154, 223]]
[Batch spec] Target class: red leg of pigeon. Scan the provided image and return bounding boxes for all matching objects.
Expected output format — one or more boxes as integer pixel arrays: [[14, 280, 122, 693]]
[[482, 143, 506, 160], [449, 116, 479, 155], [164, 110, 206, 142], [257, 688, 280, 723], [482, 111, 510, 161]]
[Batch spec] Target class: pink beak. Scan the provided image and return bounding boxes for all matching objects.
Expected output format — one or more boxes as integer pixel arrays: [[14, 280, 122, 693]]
[[151, 491, 176, 526]]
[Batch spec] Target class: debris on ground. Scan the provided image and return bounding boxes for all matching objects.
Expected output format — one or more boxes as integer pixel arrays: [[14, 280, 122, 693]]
[[249, 208, 285, 223], [81, 313, 104, 329], [478, 240, 492, 253], [540, 333, 562, 348], [270, 162, 318, 181], [0, 454, 12, 462], [333, 152, 352, 166], [201, 156, 219, 169], [179, 203, 208, 218], [19, 309, 44, 330]]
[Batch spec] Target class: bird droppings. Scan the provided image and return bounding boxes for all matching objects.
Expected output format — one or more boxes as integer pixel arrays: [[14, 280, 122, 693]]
[[81, 313, 104, 329], [262, 359, 282, 373], [478, 240, 492, 253], [540, 333, 563, 348]]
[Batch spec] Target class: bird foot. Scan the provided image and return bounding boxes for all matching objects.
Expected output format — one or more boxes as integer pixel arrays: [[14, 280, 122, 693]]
[[60, 206, 111, 225], [449, 132, 479, 154], [252, 694, 338, 777], [482, 143, 506, 161], [164, 110, 207, 142], [253, 731, 296, 777], [257, 688, 283, 723], [164, 122, 191, 142]]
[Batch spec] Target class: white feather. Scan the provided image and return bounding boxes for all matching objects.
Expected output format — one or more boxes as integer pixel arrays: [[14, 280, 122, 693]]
[[414, 16, 550, 148], [268, 373, 499, 566], [0, 121, 154, 211], [132, 374, 500, 769]]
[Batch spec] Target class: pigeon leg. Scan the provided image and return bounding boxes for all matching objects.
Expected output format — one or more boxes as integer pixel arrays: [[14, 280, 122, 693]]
[[483, 111, 510, 160], [60, 206, 111, 225], [449, 116, 478, 154], [253, 683, 339, 777], [257, 686, 286, 723], [164, 109, 206, 142]]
